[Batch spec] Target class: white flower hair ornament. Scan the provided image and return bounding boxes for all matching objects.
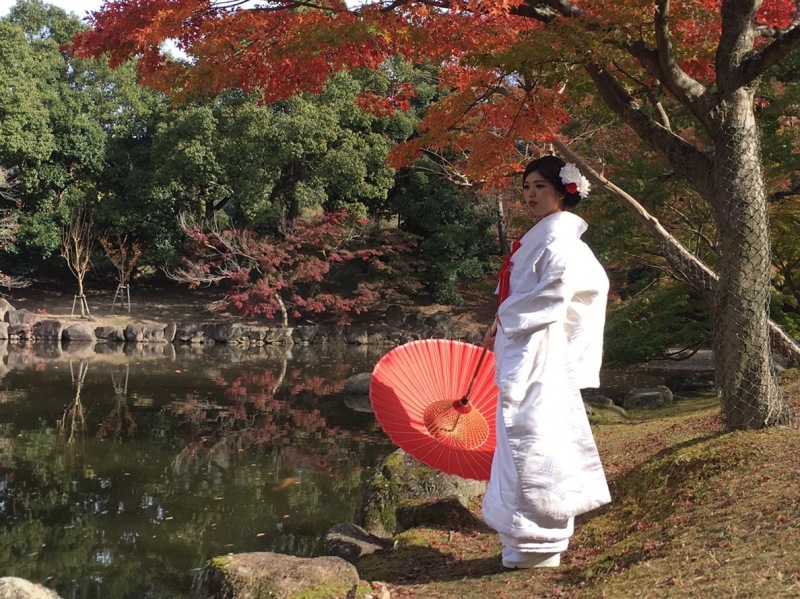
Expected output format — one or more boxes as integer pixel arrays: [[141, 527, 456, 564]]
[[559, 163, 591, 199]]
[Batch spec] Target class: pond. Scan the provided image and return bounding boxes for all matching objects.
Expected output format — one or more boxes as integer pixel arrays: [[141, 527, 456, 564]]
[[0, 341, 395, 598]]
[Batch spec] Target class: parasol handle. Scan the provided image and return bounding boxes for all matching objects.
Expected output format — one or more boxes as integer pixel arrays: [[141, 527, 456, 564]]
[[460, 346, 489, 405]]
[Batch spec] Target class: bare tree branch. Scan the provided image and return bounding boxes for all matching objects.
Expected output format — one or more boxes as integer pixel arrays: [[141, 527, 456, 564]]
[[584, 62, 714, 196], [731, 24, 800, 89], [716, 0, 761, 92], [651, 0, 714, 125], [60, 206, 96, 316]]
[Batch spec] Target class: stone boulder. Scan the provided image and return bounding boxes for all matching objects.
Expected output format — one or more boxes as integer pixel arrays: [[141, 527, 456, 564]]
[[581, 388, 616, 406], [368, 325, 395, 346], [63, 323, 96, 342], [5, 309, 39, 326], [0, 577, 62, 599], [315, 522, 391, 564], [163, 321, 177, 343], [585, 402, 628, 424], [95, 326, 125, 342], [0, 298, 15, 321], [264, 327, 292, 345], [344, 395, 373, 413], [32, 320, 63, 341], [8, 324, 32, 340], [623, 385, 674, 410], [124, 324, 145, 342], [395, 496, 484, 533], [0, 322, 8, 339], [175, 322, 200, 342], [404, 312, 427, 329], [202, 322, 247, 343], [190, 552, 360, 599], [665, 371, 715, 393], [143, 326, 165, 342], [384, 304, 405, 328], [247, 328, 265, 343], [462, 332, 483, 345], [425, 310, 453, 333], [343, 372, 372, 396], [357, 449, 487, 538], [292, 325, 320, 344], [345, 325, 370, 345]]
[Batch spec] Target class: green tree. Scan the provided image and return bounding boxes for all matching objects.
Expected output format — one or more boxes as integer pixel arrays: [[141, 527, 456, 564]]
[[0, 2, 104, 266], [147, 71, 396, 234], [390, 159, 495, 304]]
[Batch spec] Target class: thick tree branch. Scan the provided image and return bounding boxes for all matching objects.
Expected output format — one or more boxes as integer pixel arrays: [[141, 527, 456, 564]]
[[650, 0, 714, 127], [508, 0, 585, 22], [508, 3, 558, 22], [585, 62, 713, 196], [625, 42, 714, 131], [538, 0, 585, 17], [730, 25, 800, 89], [716, 0, 759, 92]]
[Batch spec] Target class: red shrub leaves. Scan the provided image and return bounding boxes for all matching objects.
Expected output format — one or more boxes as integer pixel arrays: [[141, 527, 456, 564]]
[[171, 211, 416, 323]]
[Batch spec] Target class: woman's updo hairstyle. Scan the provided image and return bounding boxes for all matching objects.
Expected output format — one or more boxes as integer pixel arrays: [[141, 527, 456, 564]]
[[522, 155, 582, 209]]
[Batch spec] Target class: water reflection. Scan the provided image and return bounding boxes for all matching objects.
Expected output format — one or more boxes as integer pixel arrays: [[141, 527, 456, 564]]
[[0, 342, 392, 598]]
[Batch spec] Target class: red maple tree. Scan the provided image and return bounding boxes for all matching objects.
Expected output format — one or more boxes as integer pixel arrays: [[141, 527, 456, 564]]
[[74, 0, 796, 182], [170, 210, 417, 325]]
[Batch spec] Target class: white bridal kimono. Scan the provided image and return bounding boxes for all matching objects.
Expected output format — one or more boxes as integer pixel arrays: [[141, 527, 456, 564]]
[[482, 211, 611, 555]]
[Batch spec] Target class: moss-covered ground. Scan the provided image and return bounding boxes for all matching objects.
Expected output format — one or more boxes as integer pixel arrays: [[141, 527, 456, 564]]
[[356, 373, 800, 598]]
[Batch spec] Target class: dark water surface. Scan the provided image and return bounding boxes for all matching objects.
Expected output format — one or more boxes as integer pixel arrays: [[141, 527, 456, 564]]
[[0, 342, 394, 598]]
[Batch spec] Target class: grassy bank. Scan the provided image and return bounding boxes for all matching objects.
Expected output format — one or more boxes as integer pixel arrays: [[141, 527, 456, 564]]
[[357, 373, 800, 598]]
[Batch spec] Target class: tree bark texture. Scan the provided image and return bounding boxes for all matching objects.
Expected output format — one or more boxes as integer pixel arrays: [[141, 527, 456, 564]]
[[709, 110, 790, 428], [582, 0, 796, 429]]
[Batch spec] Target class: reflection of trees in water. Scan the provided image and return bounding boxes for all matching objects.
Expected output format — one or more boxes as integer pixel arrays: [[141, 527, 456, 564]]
[[0, 425, 193, 597], [0, 351, 392, 595], [168, 366, 384, 480], [57, 361, 138, 445], [98, 364, 136, 440], [57, 360, 88, 448]]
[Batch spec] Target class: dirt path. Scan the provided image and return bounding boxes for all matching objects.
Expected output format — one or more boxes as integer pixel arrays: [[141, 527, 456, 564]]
[[2, 280, 240, 330], [2, 279, 496, 335]]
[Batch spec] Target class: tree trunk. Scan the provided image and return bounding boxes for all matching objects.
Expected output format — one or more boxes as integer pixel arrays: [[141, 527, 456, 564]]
[[495, 196, 509, 255], [276, 293, 289, 329], [709, 100, 791, 429]]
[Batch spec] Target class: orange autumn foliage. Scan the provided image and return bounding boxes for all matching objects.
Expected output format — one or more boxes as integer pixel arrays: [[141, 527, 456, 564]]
[[73, 0, 799, 184]]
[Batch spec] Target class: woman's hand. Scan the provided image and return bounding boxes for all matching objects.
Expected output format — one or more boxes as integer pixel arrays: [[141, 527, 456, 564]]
[[482, 316, 498, 350]]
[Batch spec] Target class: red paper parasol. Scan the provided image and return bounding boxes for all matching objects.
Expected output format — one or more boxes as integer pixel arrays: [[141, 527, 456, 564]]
[[369, 339, 498, 481]]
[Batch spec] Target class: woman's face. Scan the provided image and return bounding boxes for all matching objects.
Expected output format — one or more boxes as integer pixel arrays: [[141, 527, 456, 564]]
[[522, 171, 564, 219]]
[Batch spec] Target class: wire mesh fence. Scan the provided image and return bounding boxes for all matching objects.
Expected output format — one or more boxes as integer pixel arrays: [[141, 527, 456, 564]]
[[665, 125, 792, 430]]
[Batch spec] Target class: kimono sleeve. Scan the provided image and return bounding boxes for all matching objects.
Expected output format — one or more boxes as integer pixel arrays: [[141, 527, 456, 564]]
[[496, 242, 573, 339]]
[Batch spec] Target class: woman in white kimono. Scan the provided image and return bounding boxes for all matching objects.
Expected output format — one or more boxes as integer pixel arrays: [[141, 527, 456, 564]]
[[482, 155, 611, 569]]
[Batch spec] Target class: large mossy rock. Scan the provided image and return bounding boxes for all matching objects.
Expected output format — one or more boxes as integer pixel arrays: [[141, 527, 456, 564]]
[[191, 552, 360, 599], [395, 496, 485, 533], [623, 385, 674, 410], [584, 402, 628, 424], [357, 449, 486, 538], [315, 522, 391, 564]]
